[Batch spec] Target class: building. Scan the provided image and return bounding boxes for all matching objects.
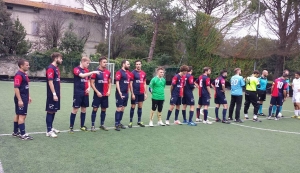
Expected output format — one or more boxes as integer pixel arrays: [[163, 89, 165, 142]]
[[4, 0, 106, 56]]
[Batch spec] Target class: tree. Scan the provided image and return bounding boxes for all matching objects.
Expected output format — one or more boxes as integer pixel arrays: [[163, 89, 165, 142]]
[[0, 0, 13, 55]]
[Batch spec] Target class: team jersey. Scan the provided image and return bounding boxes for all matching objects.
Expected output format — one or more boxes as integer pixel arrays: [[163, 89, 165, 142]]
[[230, 75, 245, 96], [257, 76, 267, 91], [91, 69, 111, 96], [195, 74, 210, 97], [292, 78, 300, 94], [184, 74, 195, 96], [271, 78, 288, 97], [245, 75, 259, 91], [73, 66, 90, 96], [213, 76, 226, 98], [149, 76, 166, 100], [171, 74, 185, 97], [14, 70, 29, 101], [131, 69, 147, 95], [46, 64, 60, 97], [115, 69, 131, 94]]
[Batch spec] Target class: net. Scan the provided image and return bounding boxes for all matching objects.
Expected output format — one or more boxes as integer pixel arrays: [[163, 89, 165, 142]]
[[89, 62, 115, 84]]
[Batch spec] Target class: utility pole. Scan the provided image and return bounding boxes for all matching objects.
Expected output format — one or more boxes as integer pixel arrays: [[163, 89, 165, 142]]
[[254, 0, 261, 70], [107, 1, 113, 63]]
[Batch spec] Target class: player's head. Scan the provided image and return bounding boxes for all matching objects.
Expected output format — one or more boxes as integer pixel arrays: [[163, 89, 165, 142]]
[[282, 73, 288, 79], [98, 56, 107, 69], [234, 68, 241, 75], [203, 67, 211, 75], [262, 70, 268, 77], [51, 52, 63, 65], [18, 59, 30, 72], [295, 71, 300, 79], [220, 70, 227, 78], [179, 65, 189, 75], [81, 57, 90, 68], [157, 67, 165, 78], [121, 60, 130, 70], [188, 66, 193, 74], [253, 70, 260, 77], [283, 69, 289, 75], [135, 60, 142, 70]]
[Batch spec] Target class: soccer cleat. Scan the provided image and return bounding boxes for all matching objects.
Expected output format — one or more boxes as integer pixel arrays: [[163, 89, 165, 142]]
[[195, 118, 203, 122], [90, 126, 96, 132], [174, 120, 182, 125], [100, 125, 108, 131], [115, 126, 120, 131], [233, 119, 243, 123], [19, 134, 33, 140], [222, 120, 230, 124], [203, 120, 212, 124], [271, 113, 275, 117], [188, 121, 197, 126], [80, 126, 88, 132], [119, 124, 126, 129], [274, 117, 279, 121], [215, 118, 221, 122], [228, 117, 234, 121], [157, 120, 165, 126], [46, 131, 57, 138], [149, 121, 154, 127], [182, 120, 188, 124], [267, 116, 272, 120], [259, 113, 266, 116], [12, 132, 20, 137], [69, 128, 74, 134], [253, 118, 262, 122], [137, 122, 145, 127], [291, 115, 298, 118], [128, 122, 133, 128], [244, 114, 249, 119], [165, 120, 170, 126], [51, 128, 60, 133]]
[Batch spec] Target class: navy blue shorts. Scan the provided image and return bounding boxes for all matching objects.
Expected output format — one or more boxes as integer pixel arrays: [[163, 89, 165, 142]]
[[182, 96, 195, 105], [170, 96, 182, 105], [116, 92, 129, 107], [198, 96, 210, 106], [73, 95, 89, 108], [270, 96, 283, 106], [14, 98, 28, 115], [92, 96, 109, 108], [45, 96, 60, 112], [131, 94, 145, 104], [214, 94, 227, 104]]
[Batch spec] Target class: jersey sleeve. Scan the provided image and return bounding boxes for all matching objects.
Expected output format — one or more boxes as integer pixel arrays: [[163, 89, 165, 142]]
[[221, 78, 226, 85], [46, 68, 54, 80], [144, 73, 147, 82], [171, 76, 178, 86], [73, 67, 80, 76], [205, 78, 210, 87], [115, 71, 121, 81], [283, 82, 288, 90], [149, 78, 155, 88], [91, 73, 96, 79], [14, 75, 23, 88]]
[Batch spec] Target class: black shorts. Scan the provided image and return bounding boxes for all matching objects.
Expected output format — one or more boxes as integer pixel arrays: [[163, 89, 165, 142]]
[[214, 94, 227, 104], [115, 92, 129, 107], [270, 96, 283, 106], [170, 96, 182, 105], [73, 95, 89, 108], [14, 97, 28, 115], [257, 90, 267, 101], [182, 96, 195, 105], [131, 94, 145, 104], [152, 99, 164, 112], [45, 96, 60, 112], [198, 96, 210, 106], [92, 96, 109, 108]]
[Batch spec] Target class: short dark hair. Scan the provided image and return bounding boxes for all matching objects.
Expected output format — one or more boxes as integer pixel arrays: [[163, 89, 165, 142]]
[[121, 60, 128, 66], [203, 67, 211, 73], [295, 71, 300, 75], [180, 65, 189, 72], [220, 69, 227, 75], [253, 70, 260, 75], [51, 52, 62, 62], [99, 56, 107, 63], [18, 59, 28, 68], [283, 69, 289, 73], [135, 60, 142, 64]]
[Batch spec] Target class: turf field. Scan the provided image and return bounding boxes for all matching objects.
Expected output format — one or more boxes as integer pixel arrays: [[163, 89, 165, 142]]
[[0, 81, 299, 173]]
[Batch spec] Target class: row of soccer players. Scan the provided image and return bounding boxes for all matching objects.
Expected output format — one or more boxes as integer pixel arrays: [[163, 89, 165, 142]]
[[12, 53, 300, 140]]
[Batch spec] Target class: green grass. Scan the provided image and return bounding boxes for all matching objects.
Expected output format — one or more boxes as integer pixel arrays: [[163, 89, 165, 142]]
[[0, 81, 299, 173]]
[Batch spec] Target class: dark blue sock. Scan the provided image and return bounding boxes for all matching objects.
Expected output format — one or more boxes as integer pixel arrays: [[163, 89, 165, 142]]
[[182, 110, 186, 121], [189, 111, 194, 122], [19, 123, 25, 135], [13, 122, 18, 133], [130, 107, 134, 122], [276, 106, 280, 118], [100, 111, 106, 125], [268, 106, 272, 117], [115, 111, 119, 126], [119, 111, 124, 124], [259, 104, 263, 114], [80, 112, 86, 127], [222, 109, 227, 120], [175, 109, 179, 120], [70, 113, 76, 128], [137, 108, 142, 122], [196, 108, 200, 118], [204, 109, 208, 121], [91, 110, 97, 126], [215, 107, 219, 119], [46, 112, 53, 132], [51, 113, 56, 127], [166, 110, 172, 120]]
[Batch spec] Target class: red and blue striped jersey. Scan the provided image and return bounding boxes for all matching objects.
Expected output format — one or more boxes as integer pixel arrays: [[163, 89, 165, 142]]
[[14, 70, 29, 101], [115, 69, 131, 93], [131, 70, 147, 95], [73, 66, 90, 96], [195, 75, 210, 97], [184, 74, 194, 96], [213, 76, 226, 98], [46, 64, 60, 97], [171, 74, 185, 97], [91, 69, 111, 96], [271, 78, 288, 97]]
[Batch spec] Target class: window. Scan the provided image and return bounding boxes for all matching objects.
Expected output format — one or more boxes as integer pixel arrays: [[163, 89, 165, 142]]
[[7, 6, 13, 10], [32, 21, 40, 36]]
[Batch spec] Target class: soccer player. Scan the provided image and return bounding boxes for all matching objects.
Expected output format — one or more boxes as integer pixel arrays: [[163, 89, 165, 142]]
[[115, 60, 131, 131], [165, 65, 189, 125], [128, 60, 147, 128], [257, 70, 268, 116], [212, 70, 230, 124], [244, 70, 261, 122], [90, 56, 111, 132], [195, 67, 213, 124], [12, 59, 33, 140], [228, 68, 245, 123], [69, 57, 99, 133], [291, 71, 300, 119], [45, 52, 63, 138], [149, 67, 166, 127], [267, 74, 288, 120], [182, 66, 197, 126]]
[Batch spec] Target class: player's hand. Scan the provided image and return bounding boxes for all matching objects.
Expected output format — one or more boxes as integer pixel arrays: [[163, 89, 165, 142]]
[[18, 100, 24, 107], [119, 92, 125, 99], [53, 95, 58, 101], [97, 92, 102, 97], [106, 90, 111, 96], [85, 88, 90, 94], [29, 97, 32, 104], [92, 71, 100, 75], [144, 94, 147, 100], [131, 94, 135, 100]]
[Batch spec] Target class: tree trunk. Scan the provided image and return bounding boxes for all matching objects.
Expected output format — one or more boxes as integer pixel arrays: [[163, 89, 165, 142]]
[[148, 20, 159, 62], [273, 55, 284, 79]]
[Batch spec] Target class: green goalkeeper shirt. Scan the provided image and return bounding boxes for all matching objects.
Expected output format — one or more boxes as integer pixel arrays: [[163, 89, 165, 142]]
[[149, 76, 166, 100]]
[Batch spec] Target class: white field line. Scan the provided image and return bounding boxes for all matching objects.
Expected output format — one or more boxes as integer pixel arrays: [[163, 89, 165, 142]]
[[0, 160, 4, 173]]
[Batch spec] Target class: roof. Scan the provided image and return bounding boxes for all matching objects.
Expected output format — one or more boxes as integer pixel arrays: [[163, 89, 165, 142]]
[[4, 0, 102, 17]]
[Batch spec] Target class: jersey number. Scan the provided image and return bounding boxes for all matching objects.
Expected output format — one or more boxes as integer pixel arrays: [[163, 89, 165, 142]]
[[199, 79, 203, 87], [231, 79, 238, 86], [215, 79, 220, 87], [277, 82, 283, 89]]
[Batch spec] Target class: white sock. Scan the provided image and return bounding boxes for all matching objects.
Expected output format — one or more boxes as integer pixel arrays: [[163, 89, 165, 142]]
[[245, 114, 248, 117], [253, 115, 257, 119], [295, 110, 298, 116]]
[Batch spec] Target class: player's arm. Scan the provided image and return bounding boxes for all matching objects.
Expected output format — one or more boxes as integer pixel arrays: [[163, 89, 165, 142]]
[[144, 77, 147, 99], [271, 82, 275, 93], [170, 76, 177, 94], [149, 78, 154, 94], [206, 78, 211, 97], [115, 71, 123, 98], [194, 78, 199, 88], [46, 68, 58, 101], [221, 79, 226, 92], [14, 75, 23, 107]]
